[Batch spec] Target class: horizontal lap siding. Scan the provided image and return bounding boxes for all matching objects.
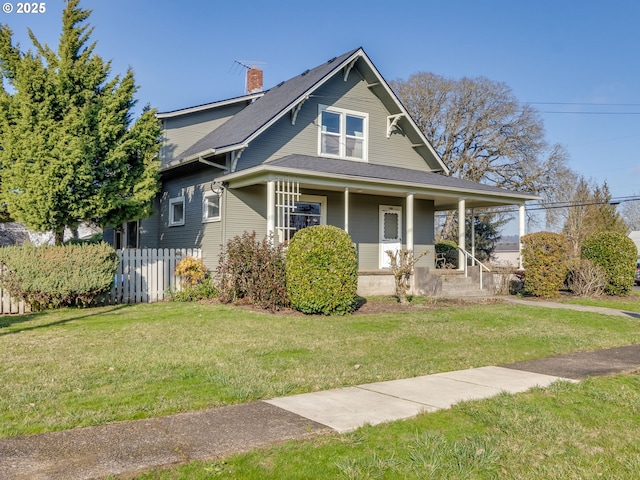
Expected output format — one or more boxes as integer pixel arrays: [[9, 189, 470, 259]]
[[152, 169, 227, 267], [224, 186, 268, 242], [160, 105, 245, 165], [236, 75, 435, 173]]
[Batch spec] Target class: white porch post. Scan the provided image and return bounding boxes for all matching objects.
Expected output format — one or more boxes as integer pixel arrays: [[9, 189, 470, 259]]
[[519, 204, 526, 269], [470, 208, 476, 266], [406, 193, 414, 252], [344, 187, 350, 234], [267, 180, 276, 243], [458, 199, 466, 270]]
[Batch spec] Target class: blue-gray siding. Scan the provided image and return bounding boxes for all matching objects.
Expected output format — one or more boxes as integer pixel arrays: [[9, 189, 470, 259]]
[[234, 74, 432, 173]]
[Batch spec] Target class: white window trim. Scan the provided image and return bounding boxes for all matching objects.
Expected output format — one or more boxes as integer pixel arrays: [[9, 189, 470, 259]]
[[202, 191, 222, 223], [169, 196, 185, 227], [318, 104, 368, 162]]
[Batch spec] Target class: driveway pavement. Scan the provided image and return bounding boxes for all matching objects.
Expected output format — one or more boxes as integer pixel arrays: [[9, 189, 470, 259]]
[[1, 299, 639, 480]]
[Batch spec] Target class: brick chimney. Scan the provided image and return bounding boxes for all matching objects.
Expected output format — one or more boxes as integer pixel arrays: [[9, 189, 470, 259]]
[[246, 66, 263, 94]]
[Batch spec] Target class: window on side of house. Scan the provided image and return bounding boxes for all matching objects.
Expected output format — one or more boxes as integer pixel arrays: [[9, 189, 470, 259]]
[[125, 221, 139, 248], [319, 105, 367, 161], [169, 196, 185, 226], [202, 191, 221, 223]]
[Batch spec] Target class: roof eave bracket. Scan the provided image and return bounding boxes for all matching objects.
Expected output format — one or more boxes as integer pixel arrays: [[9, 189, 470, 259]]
[[387, 114, 404, 138], [343, 58, 358, 82], [198, 157, 229, 171], [230, 147, 246, 173], [290, 96, 309, 125]]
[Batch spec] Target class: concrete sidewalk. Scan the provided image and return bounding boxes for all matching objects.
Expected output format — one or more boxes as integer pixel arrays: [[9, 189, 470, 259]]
[[266, 366, 572, 433], [1, 365, 576, 480]]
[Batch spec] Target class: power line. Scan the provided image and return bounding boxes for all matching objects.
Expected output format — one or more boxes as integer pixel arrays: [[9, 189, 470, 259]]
[[525, 101, 640, 107], [434, 196, 640, 217]]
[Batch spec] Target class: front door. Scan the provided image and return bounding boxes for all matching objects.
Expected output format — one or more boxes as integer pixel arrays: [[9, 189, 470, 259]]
[[379, 205, 402, 269]]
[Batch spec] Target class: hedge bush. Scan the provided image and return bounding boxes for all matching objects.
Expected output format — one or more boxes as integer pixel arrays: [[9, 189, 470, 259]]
[[215, 231, 288, 310], [0, 243, 119, 309], [581, 231, 637, 296], [286, 225, 358, 315], [521, 232, 569, 297]]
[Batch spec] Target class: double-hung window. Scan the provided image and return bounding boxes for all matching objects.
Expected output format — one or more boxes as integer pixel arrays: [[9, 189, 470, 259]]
[[319, 105, 367, 161], [169, 196, 185, 226]]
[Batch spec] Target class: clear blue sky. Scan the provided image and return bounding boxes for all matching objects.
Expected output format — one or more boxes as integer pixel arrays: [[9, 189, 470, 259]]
[[2, 0, 639, 209]]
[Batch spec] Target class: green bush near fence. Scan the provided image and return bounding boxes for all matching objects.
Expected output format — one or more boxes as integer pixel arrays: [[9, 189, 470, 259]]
[[0, 243, 119, 309]]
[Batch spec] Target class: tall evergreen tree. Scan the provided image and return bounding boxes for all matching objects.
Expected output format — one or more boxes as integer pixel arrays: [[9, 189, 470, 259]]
[[0, 0, 160, 244]]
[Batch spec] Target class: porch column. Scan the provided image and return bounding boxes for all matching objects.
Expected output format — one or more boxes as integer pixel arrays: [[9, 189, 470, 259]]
[[470, 208, 476, 266], [518, 204, 526, 269], [458, 199, 466, 270], [344, 187, 349, 234], [267, 180, 276, 243], [406, 193, 414, 252]]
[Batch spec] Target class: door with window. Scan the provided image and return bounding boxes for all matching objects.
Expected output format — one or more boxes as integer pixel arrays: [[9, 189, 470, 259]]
[[379, 206, 402, 269]]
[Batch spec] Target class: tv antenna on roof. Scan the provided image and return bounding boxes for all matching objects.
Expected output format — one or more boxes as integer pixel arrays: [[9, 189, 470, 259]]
[[230, 60, 267, 94]]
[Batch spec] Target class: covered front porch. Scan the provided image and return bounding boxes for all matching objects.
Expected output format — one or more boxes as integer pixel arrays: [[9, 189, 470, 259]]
[[220, 155, 538, 295]]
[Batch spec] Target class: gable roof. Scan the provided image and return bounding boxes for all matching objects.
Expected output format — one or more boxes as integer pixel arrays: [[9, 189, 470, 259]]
[[172, 47, 449, 173]]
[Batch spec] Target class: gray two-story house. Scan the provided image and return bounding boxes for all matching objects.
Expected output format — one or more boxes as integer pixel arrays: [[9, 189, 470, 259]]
[[112, 47, 536, 294]]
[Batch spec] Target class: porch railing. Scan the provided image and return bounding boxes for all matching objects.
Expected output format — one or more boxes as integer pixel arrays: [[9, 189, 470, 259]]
[[458, 247, 491, 290]]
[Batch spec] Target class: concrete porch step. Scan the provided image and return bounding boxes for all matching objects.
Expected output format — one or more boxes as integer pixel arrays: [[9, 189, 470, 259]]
[[415, 266, 494, 298]]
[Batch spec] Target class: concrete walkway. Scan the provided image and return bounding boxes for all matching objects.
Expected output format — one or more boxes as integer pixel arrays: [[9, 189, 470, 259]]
[[502, 296, 640, 319], [1, 301, 640, 480], [266, 366, 573, 434]]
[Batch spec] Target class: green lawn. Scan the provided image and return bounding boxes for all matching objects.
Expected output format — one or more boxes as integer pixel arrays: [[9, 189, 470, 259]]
[[2, 300, 640, 439], [133, 373, 640, 479]]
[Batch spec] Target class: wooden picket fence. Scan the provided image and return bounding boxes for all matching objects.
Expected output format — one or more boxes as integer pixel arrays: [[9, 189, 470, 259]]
[[110, 248, 201, 304], [0, 248, 201, 314]]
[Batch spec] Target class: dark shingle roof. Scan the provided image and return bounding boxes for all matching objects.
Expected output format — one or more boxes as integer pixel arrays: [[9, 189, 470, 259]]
[[267, 155, 537, 199], [176, 48, 361, 162]]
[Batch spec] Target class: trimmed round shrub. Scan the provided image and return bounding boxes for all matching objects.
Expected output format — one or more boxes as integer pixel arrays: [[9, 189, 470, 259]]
[[286, 225, 358, 315], [521, 232, 569, 297], [581, 231, 637, 296]]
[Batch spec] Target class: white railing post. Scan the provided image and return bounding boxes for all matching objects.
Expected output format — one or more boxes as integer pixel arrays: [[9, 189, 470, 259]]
[[457, 246, 490, 291]]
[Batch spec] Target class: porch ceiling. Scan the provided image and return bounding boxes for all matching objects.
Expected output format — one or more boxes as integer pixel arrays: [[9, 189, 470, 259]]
[[219, 155, 539, 211]]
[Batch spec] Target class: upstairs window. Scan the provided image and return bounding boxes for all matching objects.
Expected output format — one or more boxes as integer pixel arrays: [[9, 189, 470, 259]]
[[319, 105, 367, 161]]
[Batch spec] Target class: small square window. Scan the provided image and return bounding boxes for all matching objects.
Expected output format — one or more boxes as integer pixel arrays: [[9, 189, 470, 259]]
[[169, 196, 185, 226], [203, 192, 221, 222]]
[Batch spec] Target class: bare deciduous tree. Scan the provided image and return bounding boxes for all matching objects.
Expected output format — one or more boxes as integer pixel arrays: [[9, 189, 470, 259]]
[[390, 73, 574, 238]]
